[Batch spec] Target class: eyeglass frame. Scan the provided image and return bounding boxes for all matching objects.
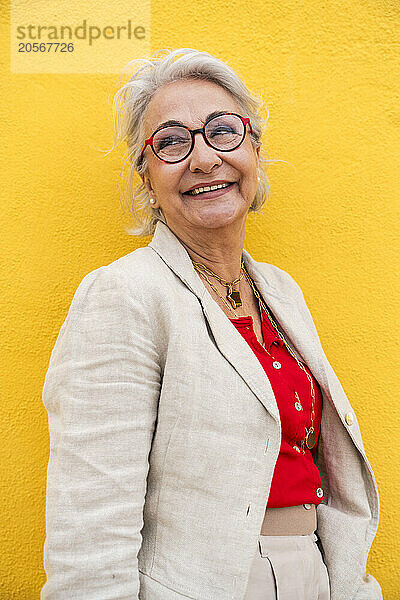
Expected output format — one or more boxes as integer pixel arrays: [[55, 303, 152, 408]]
[[139, 111, 253, 164]]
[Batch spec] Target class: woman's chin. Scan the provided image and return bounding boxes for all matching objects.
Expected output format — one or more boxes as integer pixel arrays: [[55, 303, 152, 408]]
[[190, 199, 248, 228], [192, 209, 242, 229]]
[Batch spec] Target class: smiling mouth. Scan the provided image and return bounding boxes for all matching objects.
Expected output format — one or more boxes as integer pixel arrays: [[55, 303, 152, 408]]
[[182, 182, 236, 197]]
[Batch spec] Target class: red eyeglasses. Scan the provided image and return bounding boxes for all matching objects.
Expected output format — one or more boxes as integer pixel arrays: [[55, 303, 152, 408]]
[[140, 112, 253, 164]]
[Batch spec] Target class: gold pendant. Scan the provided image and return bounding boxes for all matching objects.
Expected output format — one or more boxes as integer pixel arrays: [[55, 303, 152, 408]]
[[305, 427, 317, 449], [227, 285, 242, 308]]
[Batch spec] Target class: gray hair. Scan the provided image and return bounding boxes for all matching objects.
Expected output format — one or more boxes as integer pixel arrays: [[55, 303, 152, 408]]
[[104, 47, 289, 237]]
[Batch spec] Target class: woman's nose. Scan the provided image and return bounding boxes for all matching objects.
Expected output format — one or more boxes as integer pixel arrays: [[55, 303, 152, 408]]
[[188, 131, 221, 170]]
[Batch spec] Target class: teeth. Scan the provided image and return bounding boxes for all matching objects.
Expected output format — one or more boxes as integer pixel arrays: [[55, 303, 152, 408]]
[[186, 182, 232, 195]]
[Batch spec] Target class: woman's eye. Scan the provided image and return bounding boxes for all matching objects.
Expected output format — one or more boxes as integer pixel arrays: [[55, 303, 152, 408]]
[[159, 136, 186, 149], [210, 127, 236, 137], [215, 127, 233, 134]]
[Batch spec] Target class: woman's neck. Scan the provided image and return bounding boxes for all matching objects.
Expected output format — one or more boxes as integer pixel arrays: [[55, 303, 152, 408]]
[[171, 224, 246, 282]]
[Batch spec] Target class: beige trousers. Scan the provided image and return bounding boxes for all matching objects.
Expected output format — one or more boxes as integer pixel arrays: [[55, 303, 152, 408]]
[[244, 531, 330, 600]]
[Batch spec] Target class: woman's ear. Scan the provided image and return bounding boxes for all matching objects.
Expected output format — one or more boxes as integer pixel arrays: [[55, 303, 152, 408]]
[[142, 176, 154, 196], [143, 178, 158, 208]]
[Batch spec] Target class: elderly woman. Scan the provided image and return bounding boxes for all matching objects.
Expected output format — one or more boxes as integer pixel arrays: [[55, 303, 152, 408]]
[[41, 48, 382, 600]]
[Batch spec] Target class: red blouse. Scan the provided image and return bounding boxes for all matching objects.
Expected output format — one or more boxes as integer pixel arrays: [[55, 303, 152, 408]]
[[229, 303, 324, 508]]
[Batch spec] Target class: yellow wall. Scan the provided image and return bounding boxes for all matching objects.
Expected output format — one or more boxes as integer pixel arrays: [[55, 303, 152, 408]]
[[1, 1, 398, 597]]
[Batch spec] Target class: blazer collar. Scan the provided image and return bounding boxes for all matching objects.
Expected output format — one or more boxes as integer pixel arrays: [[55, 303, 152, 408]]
[[148, 221, 331, 420]]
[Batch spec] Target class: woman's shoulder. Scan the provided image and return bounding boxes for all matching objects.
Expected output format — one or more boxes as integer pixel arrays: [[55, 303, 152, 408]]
[[105, 244, 161, 280], [66, 246, 161, 319], [79, 245, 161, 293]]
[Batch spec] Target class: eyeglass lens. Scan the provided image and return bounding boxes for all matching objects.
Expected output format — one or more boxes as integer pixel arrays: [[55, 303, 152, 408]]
[[152, 114, 245, 162]]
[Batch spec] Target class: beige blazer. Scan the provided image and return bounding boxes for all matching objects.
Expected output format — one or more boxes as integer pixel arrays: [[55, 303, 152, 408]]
[[41, 220, 382, 600]]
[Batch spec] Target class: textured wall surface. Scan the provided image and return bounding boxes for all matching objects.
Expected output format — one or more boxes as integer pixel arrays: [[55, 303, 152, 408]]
[[1, 1, 399, 598]]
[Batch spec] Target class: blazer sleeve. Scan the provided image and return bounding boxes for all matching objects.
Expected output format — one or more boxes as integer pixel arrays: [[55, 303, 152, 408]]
[[40, 266, 161, 600], [352, 574, 383, 600]]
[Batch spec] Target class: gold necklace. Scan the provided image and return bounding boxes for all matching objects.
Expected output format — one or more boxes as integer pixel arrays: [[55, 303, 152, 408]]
[[194, 267, 275, 358], [192, 257, 317, 453], [191, 258, 246, 309], [194, 268, 241, 315]]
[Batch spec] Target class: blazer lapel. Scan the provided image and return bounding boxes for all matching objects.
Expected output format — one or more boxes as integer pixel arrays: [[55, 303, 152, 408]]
[[148, 221, 330, 421], [242, 253, 331, 396]]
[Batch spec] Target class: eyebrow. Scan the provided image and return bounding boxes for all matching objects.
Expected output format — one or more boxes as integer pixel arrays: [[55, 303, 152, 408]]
[[155, 110, 228, 131]]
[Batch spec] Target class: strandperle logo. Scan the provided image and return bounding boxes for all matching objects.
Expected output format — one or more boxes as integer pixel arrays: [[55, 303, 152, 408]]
[[16, 19, 145, 46], [10, 0, 150, 74]]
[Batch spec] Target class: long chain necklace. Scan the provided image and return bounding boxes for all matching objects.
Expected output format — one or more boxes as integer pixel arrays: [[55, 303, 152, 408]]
[[244, 269, 317, 452], [191, 256, 317, 452]]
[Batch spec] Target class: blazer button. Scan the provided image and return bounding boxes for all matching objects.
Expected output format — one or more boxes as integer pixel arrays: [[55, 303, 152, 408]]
[[345, 412, 354, 426], [303, 503, 312, 510], [316, 487, 323, 498]]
